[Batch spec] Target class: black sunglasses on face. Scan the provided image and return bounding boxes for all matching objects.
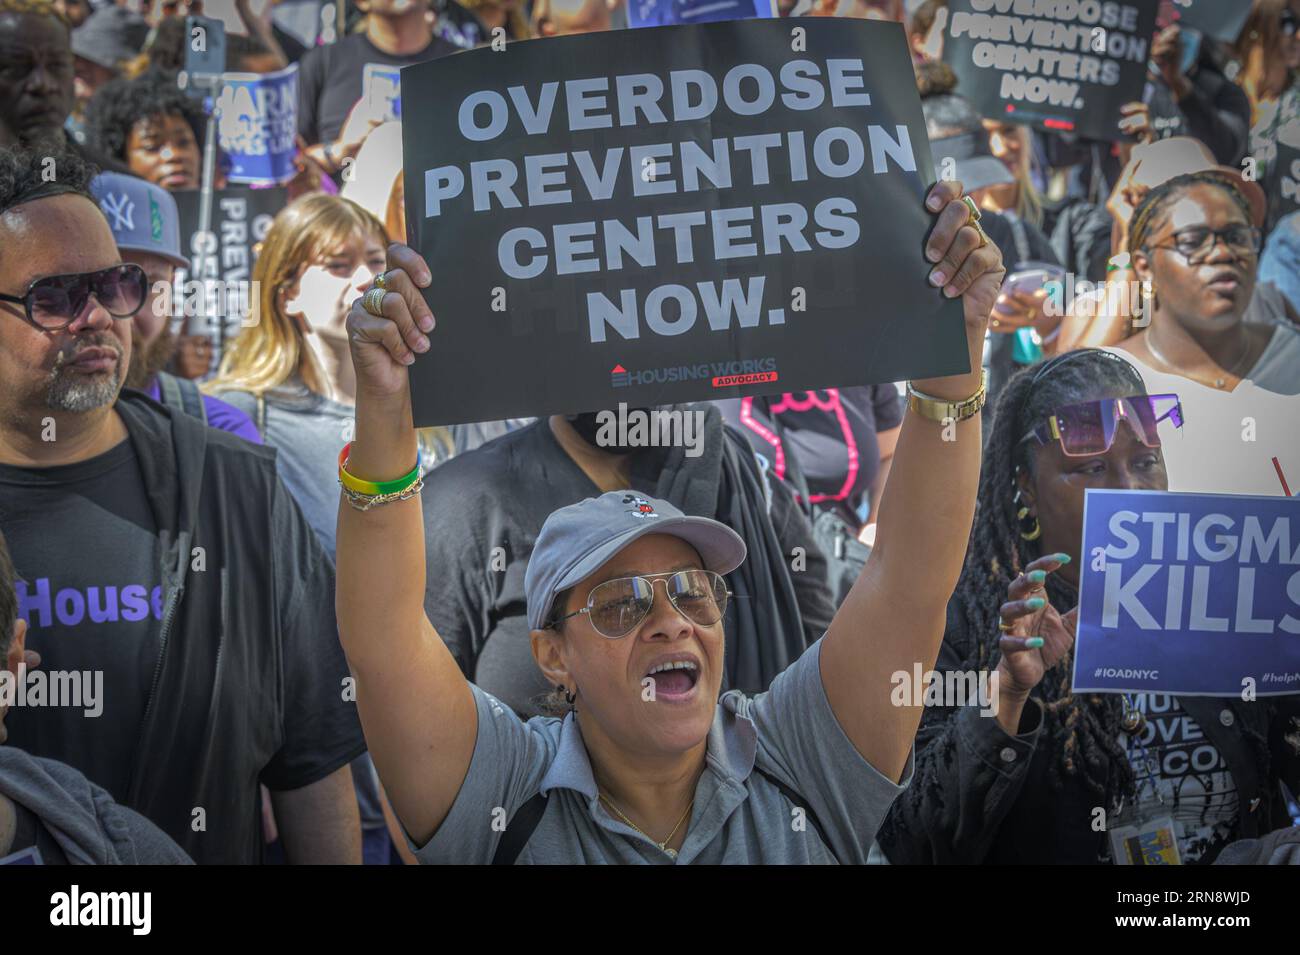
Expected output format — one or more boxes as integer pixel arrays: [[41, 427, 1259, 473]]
[[0, 264, 148, 331]]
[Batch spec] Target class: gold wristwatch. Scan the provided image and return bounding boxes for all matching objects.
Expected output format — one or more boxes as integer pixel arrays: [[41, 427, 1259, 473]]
[[906, 369, 987, 424]]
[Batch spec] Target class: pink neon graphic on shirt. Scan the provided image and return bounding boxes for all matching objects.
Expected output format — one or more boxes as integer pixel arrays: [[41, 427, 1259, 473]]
[[739, 396, 785, 479], [741, 390, 860, 505]]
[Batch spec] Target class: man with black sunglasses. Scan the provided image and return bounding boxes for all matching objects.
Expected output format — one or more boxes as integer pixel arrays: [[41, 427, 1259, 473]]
[[0, 145, 367, 864]]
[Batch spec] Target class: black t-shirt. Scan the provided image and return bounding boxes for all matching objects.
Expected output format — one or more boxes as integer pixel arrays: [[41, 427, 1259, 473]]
[[297, 32, 461, 146], [0, 405, 367, 863], [0, 440, 160, 803], [715, 386, 904, 525]]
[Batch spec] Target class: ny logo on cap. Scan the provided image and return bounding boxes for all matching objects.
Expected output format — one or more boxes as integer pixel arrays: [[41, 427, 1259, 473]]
[[101, 192, 135, 232], [622, 494, 657, 519]]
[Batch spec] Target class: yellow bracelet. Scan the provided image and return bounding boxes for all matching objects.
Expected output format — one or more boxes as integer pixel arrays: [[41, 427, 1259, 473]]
[[338, 442, 420, 496]]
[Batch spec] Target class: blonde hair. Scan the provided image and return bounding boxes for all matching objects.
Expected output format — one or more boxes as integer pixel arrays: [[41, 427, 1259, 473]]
[[1003, 123, 1043, 229], [207, 193, 387, 398], [1234, 0, 1294, 112]]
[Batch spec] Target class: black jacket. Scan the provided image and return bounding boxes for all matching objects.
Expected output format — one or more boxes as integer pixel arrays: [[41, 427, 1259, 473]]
[[878, 598, 1300, 865], [113, 391, 366, 864]]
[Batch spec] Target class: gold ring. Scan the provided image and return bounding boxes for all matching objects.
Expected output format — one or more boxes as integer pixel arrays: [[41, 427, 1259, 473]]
[[960, 195, 982, 223], [361, 287, 387, 317], [973, 220, 989, 249], [999, 619, 1013, 633], [373, 270, 388, 291]]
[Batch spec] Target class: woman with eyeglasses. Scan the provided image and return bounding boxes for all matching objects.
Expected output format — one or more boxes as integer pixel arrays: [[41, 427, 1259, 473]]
[[332, 179, 1005, 863], [1109, 170, 1300, 495], [878, 348, 1300, 865]]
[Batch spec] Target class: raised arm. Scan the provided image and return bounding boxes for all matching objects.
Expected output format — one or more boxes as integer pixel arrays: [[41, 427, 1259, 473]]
[[335, 244, 478, 846], [820, 179, 1004, 782]]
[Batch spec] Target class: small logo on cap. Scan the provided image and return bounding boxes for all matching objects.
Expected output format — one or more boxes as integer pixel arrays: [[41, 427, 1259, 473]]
[[622, 493, 657, 519], [101, 192, 134, 232], [150, 196, 163, 242]]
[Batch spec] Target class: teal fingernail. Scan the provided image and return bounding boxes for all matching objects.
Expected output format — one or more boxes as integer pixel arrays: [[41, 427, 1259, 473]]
[[1054, 553, 1072, 564], [1026, 597, 1046, 610], [1026, 637, 1045, 649], [1028, 570, 1046, 584]]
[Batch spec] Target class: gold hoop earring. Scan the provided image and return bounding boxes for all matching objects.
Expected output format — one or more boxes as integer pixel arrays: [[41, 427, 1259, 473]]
[[1017, 506, 1042, 541]]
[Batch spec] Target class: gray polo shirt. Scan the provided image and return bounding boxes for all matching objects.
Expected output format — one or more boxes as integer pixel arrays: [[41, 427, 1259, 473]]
[[411, 639, 913, 864]]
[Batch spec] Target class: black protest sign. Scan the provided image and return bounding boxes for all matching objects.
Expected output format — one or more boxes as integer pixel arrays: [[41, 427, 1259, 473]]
[[174, 186, 285, 348], [942, 0, 1159, 141], [1161, 0, 1252, 43], [401, 19, 966, 428]]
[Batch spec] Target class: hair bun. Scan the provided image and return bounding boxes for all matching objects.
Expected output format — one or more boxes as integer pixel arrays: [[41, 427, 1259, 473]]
[[915, 61, 959, 99]]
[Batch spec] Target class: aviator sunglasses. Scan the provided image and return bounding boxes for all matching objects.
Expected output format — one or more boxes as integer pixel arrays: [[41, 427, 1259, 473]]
[[551, 569, 732, 639]]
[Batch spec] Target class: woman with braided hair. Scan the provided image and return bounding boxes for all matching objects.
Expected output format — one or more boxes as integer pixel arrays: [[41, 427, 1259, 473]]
[[1109, 169, 1300, 495], [877, 349, 1300, 864]]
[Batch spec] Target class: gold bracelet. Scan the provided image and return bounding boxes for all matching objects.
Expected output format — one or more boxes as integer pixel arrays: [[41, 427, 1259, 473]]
[[906, 369, 987, 424]]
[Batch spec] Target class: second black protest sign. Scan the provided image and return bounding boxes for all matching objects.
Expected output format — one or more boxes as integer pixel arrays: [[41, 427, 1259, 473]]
[[1163, 0, 1253, 43], [401, 19, 967, 427], [174, 186, 285, 353], [941, 0, 1159, 141]]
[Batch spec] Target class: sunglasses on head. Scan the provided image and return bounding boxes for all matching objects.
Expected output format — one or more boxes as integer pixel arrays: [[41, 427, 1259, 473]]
[[1020, 394, 1183, 457], [0, 264, 148, 332], [550, 569, 731, 639]]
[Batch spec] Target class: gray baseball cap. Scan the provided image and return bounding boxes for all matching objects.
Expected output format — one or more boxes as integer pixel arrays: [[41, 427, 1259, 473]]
[[90, 172, 188, 268], [930, 130, 1016, 193], [71, 7, 149, 71], [524, 491, 747, 631]]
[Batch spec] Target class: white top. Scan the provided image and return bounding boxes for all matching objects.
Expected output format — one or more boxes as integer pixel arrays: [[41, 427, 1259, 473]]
[[1105, 325, 1300, 497]]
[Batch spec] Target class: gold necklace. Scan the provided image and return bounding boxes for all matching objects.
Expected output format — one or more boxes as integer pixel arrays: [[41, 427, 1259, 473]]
[[1145, 328, 1251, 390], [598, 792, 693, 859]]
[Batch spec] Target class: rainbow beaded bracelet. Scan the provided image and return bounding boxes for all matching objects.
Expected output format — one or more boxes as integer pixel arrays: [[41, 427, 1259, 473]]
[[337, 442, 421, 496]]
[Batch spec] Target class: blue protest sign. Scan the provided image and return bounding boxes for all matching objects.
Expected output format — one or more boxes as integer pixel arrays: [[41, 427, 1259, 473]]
[[1073, 489, 1300, 697], [363, 63, 402, 122], [628, 0, 775, 29], [215, 63, 299, 186]]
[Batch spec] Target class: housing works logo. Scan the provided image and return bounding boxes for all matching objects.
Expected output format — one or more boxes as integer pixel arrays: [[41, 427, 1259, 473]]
[[609, 358, 778, 389]]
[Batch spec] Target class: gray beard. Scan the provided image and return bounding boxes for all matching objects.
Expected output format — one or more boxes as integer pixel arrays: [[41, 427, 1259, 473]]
[[45, 337, 124, 413]]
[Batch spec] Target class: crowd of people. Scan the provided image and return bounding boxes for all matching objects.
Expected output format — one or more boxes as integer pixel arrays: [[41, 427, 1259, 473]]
[[0, 0, 1297, 867]]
